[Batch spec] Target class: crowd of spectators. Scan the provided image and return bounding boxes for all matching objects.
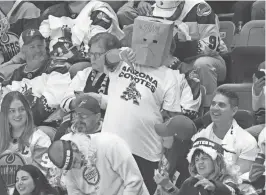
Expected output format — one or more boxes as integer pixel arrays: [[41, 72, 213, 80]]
[[0, 1, 265, 195]]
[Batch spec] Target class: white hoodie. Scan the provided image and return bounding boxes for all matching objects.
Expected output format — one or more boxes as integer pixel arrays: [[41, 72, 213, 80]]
[[61, 132, 149, 195]]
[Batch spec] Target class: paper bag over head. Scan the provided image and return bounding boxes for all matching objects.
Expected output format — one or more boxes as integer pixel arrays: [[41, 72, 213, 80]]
[[132, 16, 174, 67]]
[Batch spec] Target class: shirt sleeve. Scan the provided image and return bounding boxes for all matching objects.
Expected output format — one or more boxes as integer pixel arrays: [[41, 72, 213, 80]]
[[105, 135, 148, 195], [162, 69, 182, 112], [179, 69, 201, 119], [60, 68, 91, 112], [40, 70, 71, 107], [31, 130, 54, 175], [252, 85, 265, 112], [237, 131, 259, 161]]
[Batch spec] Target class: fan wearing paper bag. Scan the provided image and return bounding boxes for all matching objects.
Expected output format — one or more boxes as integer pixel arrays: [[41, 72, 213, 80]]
[[150, 0, 227, 108], [87, 32, 188, 194]]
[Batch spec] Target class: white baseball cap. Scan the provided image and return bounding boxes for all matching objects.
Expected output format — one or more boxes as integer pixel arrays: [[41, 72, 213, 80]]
[[153, 0, 182, 18]]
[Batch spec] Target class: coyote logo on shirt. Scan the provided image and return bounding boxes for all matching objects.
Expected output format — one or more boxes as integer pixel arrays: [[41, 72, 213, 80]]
[[121, 81, 142, 105]]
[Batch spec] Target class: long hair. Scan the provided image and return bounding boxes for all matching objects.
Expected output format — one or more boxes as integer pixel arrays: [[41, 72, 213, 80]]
[[13, 165, 57, 195], [188, 149, 239, 183], [0, 91, 35, 154]]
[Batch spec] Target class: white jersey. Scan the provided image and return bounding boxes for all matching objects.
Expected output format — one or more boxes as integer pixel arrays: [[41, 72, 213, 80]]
[[192, 119, 259, 165], [102, 62, 181, 161], [2, 68, 71, 108], [0, 129, 53, 195]]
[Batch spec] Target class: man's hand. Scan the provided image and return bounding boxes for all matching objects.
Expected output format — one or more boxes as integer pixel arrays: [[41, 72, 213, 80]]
[[194, 175, 216, 192], [253, 74, 265, 96], [137, 1, 152, 16], [119, 48, 136, 70]]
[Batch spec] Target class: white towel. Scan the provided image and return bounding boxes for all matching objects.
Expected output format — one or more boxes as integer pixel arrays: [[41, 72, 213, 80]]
[[39, 16, 75, 52], [72, 0, 124, 46]]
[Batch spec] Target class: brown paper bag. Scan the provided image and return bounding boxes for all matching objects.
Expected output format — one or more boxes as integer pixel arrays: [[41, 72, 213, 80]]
[[132, 16, 174, 67]]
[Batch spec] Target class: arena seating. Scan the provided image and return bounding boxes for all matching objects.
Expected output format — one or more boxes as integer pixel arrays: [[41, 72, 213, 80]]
[[218, 83, 253, 111], [230, 20, 265, 83]]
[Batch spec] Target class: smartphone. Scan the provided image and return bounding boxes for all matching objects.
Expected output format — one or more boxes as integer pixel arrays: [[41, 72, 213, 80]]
[[255, 70, 265, 79]]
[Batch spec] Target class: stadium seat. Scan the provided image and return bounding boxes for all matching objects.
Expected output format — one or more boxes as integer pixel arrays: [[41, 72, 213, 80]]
[[230, 20, 265, 83], [200, 109, 255, 130], [219, 21, 235, 51], [217, 13, 234, 22], [217, 83, 253, 111]]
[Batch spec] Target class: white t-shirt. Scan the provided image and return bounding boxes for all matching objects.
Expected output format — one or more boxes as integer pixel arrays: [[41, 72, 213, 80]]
[[102, 62, 181, 161], [192, 119, 259, 165]]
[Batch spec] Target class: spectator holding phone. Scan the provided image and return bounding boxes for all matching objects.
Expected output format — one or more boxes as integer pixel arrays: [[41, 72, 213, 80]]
[[246, 62, 265, 138]]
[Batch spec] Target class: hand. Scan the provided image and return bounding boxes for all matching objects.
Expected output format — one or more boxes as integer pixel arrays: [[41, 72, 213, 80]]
[[119, 48, 136, 70], [153, 169, 170, 187], [253, 74, 265, 96], [163, 56, 181, 69], [194, 175, 216, 192], [137, 1, 152, 16]]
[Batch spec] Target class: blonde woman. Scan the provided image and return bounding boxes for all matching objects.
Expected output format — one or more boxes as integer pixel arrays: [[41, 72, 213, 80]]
[[0, 91, 54, 195]]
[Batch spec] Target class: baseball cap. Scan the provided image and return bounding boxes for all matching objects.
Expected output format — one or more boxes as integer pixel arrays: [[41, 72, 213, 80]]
[[74, 96, 101, 115], [154, 115, 197, 140], [48, 140, 74, 170], [153, 0, 182, 18], [19, 29, 44, 48]]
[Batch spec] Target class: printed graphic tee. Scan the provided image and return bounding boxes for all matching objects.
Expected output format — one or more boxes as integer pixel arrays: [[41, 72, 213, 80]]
[[102, 62, 181, 161]]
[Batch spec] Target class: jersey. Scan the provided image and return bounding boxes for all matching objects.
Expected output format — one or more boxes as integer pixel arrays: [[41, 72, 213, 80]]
[[102, 62, 181, 161], [61, 67, 109, 113], [0, 129, 53, 194], [172, 0, 227, 61], [0, 1, 40, 63], [1, 61, 71, 125]]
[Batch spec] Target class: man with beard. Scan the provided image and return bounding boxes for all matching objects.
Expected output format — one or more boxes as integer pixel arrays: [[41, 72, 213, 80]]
[[1, 29, 69, 86], [48, 132, 149, 195], [0, 29, 71, 126], [54, 96, 102, 141]]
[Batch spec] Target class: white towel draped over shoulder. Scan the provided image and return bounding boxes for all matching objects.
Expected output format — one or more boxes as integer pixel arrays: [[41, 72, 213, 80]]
[[71, 0, 124, 46]]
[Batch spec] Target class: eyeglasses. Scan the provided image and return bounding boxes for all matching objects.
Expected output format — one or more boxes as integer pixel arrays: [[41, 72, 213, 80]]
[[88, 51, 107, 59]]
